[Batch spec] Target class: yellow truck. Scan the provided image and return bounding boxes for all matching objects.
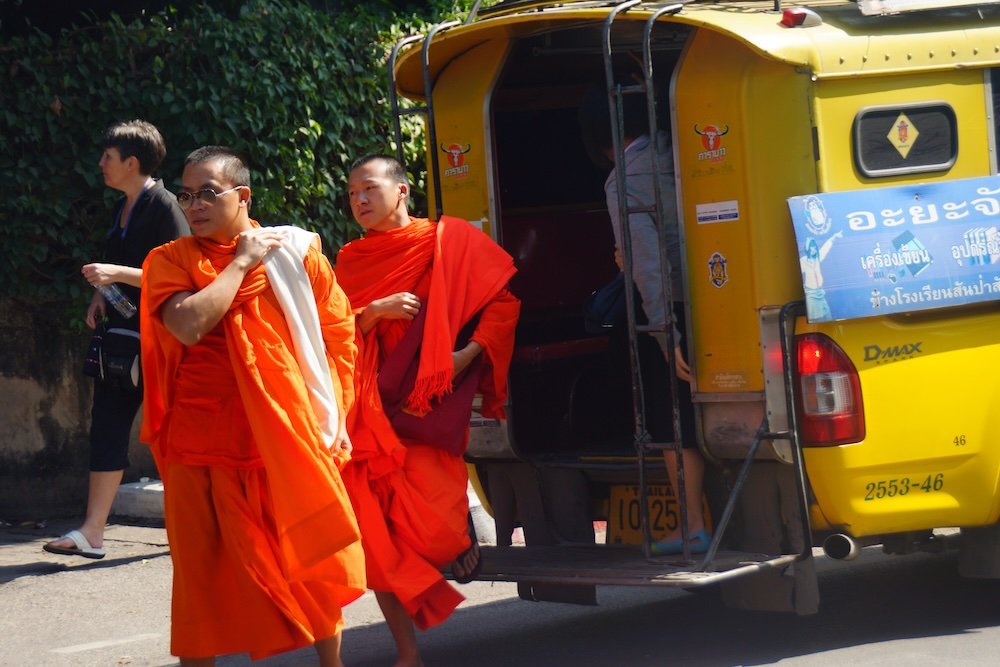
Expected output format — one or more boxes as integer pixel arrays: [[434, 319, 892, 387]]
[[389, 0, 1000, 612]]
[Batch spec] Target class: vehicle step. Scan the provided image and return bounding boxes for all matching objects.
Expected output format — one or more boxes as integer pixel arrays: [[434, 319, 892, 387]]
[[466, 544, 792, 588]]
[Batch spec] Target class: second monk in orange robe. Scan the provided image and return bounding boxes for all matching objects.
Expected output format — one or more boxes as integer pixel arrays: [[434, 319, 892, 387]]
[[141, 146, 365, 666], [336, 154, 519, 667]]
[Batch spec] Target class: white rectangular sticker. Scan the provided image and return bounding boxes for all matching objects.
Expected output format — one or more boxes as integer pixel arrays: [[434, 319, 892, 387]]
[[696, 200, 740, 224]]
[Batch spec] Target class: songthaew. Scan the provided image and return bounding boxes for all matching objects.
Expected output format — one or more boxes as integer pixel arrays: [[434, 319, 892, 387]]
[[387, 0, 1000, 614]]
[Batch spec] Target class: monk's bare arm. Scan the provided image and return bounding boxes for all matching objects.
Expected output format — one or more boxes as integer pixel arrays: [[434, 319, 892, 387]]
[[161, 229, 283, 346], [454, 287, 519, 376], [356, 291, 421, 335], [452, 341, 483, 376], [159, 265, 248, 346]]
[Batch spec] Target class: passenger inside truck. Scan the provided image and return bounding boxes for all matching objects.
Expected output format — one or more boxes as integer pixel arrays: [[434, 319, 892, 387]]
[[576, 79, 709, 552]]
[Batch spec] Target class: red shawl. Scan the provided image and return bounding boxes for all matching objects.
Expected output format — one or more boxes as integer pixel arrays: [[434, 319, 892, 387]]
[[336, 217, 518, 469]]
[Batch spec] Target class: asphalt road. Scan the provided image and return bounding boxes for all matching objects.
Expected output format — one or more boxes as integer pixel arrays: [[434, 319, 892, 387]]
[[3, 519, 1000, 666]]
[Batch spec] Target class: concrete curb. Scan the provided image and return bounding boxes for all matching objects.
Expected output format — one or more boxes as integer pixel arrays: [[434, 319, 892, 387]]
[[111, 479, 164, 521]]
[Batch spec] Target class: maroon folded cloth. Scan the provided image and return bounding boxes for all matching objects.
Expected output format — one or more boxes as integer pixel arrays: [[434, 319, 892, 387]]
[[378, 305, 482, 456]]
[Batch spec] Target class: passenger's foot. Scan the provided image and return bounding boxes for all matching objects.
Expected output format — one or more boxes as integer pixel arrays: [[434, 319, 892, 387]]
[[650, 528, 711, 556]]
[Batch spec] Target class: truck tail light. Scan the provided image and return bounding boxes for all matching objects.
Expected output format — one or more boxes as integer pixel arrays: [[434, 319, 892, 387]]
[[795, 333, 865, 446], [780, 7, 823, 28]]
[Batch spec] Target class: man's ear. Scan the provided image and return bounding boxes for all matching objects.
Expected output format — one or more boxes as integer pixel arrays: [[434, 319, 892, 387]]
[[239, 186, 252, 206], [399, 182, 409, 199]]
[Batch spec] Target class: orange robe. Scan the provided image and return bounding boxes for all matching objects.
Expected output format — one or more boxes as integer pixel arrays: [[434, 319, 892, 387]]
[[336, 217, 519, 630], [140, 227, 366, 660]]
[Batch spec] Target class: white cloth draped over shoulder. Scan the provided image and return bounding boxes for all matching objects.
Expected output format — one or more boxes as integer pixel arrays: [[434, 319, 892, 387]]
[[261, 225, 339, 449]]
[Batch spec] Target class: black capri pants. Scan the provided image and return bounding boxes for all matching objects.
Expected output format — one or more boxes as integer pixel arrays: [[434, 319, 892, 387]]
[[89, 380, 143, 472]]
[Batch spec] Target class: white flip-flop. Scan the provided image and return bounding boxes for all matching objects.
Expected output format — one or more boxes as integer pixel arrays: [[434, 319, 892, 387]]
[[43, 529, 106, 560]]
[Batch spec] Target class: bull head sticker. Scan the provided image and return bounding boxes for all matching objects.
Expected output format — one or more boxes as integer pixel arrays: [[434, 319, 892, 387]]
[[693, 124, 730, 152], [440, 143, 472, 168]]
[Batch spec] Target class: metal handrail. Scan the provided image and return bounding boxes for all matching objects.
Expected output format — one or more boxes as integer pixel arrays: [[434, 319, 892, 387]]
[[601, 0, 651, 557], [779, 300, 816, 562], [422, 20, 461, 221], [388, 34, 426, 166], [386, 21, 459, 220], [642, 1, 686, 560]]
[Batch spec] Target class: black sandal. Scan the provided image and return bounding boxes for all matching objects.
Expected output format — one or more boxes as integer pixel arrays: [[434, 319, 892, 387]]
[[451, 514, 482, 584]]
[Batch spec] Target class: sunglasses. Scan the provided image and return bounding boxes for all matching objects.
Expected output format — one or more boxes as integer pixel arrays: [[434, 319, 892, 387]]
[[177, 185, 246, 211]]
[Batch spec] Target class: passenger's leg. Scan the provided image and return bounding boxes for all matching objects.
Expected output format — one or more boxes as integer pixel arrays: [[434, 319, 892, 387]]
[[664, 448, 706, 538]]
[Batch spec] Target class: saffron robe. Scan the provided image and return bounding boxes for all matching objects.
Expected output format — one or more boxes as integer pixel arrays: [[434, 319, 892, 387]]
[[140, 227, 365, 659], [336, 217, 519, 630]]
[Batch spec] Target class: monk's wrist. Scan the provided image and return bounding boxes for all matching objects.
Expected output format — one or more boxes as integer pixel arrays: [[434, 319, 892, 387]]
[[230, 256, 255, 274], [357, 305, 378, 333]]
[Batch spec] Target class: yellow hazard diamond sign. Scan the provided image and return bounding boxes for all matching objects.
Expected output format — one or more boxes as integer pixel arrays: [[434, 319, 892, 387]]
[[887, 112, 918, 159]]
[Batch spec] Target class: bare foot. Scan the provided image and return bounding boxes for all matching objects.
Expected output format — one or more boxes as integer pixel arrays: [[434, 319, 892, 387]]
[[393, 656, 425, 667]]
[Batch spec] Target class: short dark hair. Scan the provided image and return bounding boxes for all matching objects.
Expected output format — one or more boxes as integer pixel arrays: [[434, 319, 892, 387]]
[[350, 154, 408, 184], [577, 84, 650, 168], [101, 119, 167, 175], [184, 145, 251, 187]]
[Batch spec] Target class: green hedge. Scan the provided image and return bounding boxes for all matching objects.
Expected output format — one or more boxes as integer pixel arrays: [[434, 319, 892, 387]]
[[0, 0, 471, 325]]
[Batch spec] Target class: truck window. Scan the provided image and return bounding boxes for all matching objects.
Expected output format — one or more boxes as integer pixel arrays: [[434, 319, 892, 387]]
[[852, 103, 957, 177]]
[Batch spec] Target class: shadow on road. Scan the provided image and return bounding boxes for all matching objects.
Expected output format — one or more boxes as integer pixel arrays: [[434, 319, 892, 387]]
[[341, 551, 1000, 667]]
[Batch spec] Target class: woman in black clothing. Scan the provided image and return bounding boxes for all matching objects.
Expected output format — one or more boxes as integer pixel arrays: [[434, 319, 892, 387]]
[[44, 120, 188, 559]]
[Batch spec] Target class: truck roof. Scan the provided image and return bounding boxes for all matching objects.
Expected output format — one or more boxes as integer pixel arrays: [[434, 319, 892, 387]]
[[393, 0, 1000, 96]]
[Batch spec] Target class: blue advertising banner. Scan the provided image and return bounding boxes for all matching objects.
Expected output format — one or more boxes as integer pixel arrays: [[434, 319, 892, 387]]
[[787, 175, 1000, 322]]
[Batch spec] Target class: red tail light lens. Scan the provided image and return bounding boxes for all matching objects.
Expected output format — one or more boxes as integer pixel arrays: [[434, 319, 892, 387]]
[[781, 7, 822, 28], [795, 333, 865, 446]]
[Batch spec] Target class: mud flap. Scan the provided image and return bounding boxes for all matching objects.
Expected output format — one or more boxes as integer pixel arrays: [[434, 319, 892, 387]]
[[488, 464, 599, 605], [518, 581, 597, 605], [487, 463, 595, 546], [486, 462, 549, 547], [720, 461, 819, 615], [959, 524, 1000, 578]]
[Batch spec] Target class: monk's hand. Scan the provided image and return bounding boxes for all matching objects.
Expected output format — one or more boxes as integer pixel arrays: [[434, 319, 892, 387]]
[[333, 427, 352, 456], [233, 228, 284, 270], [374, 292, 421, 321], [614, 245, 624, 271], [452, 341, 483, 379], [358, 292, 421, 335]]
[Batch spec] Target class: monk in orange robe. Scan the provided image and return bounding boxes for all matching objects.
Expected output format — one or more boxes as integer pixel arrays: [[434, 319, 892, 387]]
[[336, 154, 519, 667], [140, 146, 365, 666]]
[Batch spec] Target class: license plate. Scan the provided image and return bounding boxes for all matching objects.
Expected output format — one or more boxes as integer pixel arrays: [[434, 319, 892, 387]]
[[607, 484, 679, 545]]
